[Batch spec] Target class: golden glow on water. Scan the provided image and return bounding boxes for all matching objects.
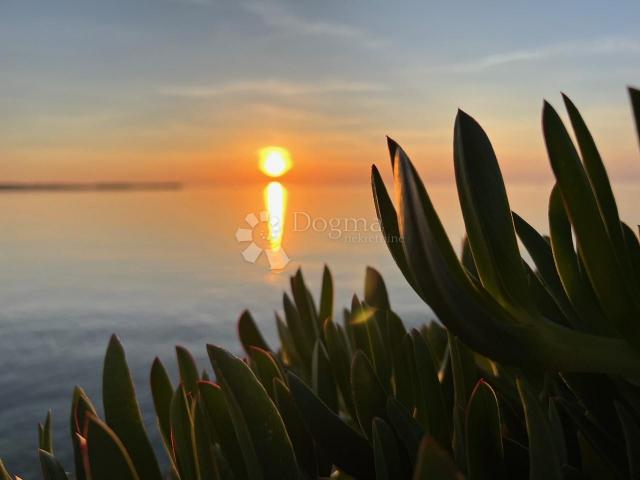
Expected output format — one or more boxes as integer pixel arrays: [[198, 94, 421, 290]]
[[259, 146, 292, 178], [264, 181, 287, 253]]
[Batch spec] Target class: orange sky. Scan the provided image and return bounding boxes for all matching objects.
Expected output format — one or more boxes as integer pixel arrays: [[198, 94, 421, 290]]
[[2, 1, 640, 185]]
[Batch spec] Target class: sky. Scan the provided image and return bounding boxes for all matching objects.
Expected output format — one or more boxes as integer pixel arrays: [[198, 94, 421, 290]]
[[2, 0, 640, 185]]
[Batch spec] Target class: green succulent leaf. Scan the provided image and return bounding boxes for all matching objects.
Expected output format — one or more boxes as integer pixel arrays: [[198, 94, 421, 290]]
[[288, 372, 375, 479], [512, 212, 579, 327], [102, 335, 162, 480], [238, 310, 272, 356], [39, 410, 54, 454], [516, 378, 562, 480], [543, 101, 640, 349], [192, 401, 217, 480], [410, 329, 451, 447], [578, 431, 617, 479], [150, 357, 174, 453], [622, 222, 640, 290], [0, 460, 12, 480], [351, 350, 388, 439], [412, 436, 462, 480], [547, 399, 567, 466], [198, 381, 254, 480], [273, 378, 319, 480], [386, 397, 424, 464], [556, 396, 626, 477], [283, 292, 314, 372], [563, 94, 628, 267], [449, 334, 477, 465], [319, 265, 334, 323], [207, 345, 299, 480], [84, 413, 141, 480], [365, 266, 391, 311], [70, 386, 96, 480], [177, 345, 200, 397], [371, 164, 420, 298], [312, 339, 339, 412], [372, 417, 410, 480], [38, 449, 69, 480], [170, 386, 198, 480], [276, 312, 301, 368], [350, 307, 391, 389], [248, 346, 285, 400], [465, 380, 505, 480], [615, 401, 640, 478], [290, 269, 321, 339], [547, 184, 611, 335], [453, 109, 533, 311], [323, 318, 357, 418]]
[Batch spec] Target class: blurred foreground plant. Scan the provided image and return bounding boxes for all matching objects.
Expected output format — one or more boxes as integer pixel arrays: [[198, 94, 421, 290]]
[[2, 87, 640, 479]]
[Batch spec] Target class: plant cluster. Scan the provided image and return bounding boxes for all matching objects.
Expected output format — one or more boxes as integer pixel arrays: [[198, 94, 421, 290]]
[[2, 88, 640, 479]]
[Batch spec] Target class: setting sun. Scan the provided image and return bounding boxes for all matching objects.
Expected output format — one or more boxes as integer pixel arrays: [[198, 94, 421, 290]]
[[258, 146, 292, 178]]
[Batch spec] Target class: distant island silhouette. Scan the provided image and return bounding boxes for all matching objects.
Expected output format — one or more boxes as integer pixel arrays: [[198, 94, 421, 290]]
[[0, 182, 182, 192]]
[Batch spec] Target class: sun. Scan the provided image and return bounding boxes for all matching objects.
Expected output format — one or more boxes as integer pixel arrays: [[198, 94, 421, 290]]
[[259, 146, 292, 178]]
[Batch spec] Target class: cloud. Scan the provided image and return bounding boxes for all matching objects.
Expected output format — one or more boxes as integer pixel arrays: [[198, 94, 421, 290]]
[[158, 79, 385, 97], [241, 1, 383, 48], [433, 36, 640, 73]]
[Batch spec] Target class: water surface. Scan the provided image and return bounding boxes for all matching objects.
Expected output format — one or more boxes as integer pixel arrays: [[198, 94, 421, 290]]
[[1, 181, 637, 475]]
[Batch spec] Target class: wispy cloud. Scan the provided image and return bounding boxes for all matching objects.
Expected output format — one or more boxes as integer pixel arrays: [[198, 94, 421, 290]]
[[241, 1, 383, 48], [159, 79, 385, 97], [433, 37, 640, 73]]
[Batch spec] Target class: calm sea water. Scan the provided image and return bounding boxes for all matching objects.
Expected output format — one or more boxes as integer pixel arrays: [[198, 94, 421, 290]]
[[1, 181, 637, 476]]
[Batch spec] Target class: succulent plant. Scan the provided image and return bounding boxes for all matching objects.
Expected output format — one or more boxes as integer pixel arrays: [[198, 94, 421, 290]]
[[372, 88, 640, 378], [2, 87, 640, 479]]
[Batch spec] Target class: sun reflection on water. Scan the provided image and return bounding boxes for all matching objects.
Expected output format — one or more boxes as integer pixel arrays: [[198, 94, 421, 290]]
[[263, 180, 288, 269]]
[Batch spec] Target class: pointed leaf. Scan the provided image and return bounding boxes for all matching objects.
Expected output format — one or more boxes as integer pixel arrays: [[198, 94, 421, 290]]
[[38, 450, 69, 480], [386, 397, 424, 464], [176, 346, 199, 398], [324, 318, 357, 418], [198, 381, 254, 480], [454, 109, 533, 310], [283, 293, 313, 372], [516, 378, 562, 480], [319, 265, 334, 323], [371, 165, 421, 298], [249, 346, 285, 397], [84, 414, 140, 480], [70, 387, 96, 480], [365, 266, 391, 310], [410, 330, 451, 447], [150, 357, 174, 453], [288, 372, 374, 478], [312, 340, 338, 412], [0, 460, 12, 480], [413, 436, 462, 480], [465, 380, 505, 480], [372, 418, 410, 480], [207, 345, 298, 479], [351, 351, 388, 439], [103, 335, 162, 480], [563, 94, 627, 265], [39, 410, 54, 454], [615, 401, 640, 478], [513, 212, 580, 327], [273, 379, 319, 479], [238, 310, 271, 355], [170, 386, 198, 480], [543, 102, 639, 348]]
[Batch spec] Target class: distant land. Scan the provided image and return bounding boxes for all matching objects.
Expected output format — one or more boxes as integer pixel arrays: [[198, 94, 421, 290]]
[[0, 182, 182, 192]]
